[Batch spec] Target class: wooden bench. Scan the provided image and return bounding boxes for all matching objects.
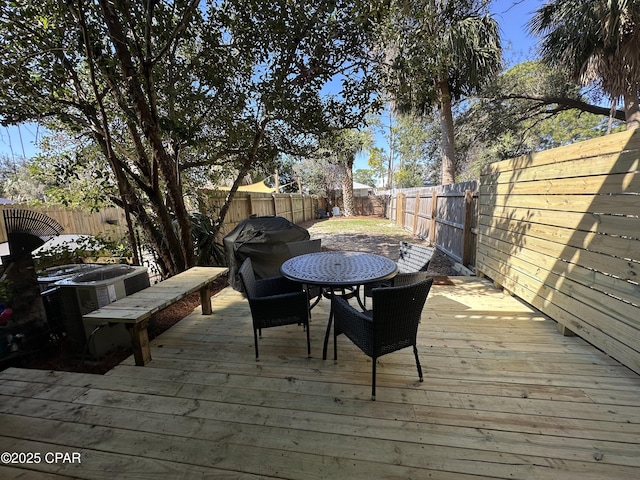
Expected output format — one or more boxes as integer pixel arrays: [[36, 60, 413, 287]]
[[83, 266, 228, 366], [397, 242, 435, 273]]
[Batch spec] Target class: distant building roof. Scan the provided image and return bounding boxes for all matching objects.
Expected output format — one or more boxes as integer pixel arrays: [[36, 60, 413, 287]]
[[353, 182, 373, 190]]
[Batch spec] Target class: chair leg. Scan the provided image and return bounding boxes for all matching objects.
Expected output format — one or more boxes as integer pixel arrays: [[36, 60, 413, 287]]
[[413, 345, 423, 381], [306, 320, 311, 358], [254, 328, 259, 361], [371, 358, 377, 401]]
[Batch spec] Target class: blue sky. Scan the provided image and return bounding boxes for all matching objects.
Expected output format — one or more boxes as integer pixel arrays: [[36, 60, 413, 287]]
[[492, 0, 544, 65], [0, 123, 43, 160], [354, 0, 544, 171], [1, 1, 544, 166]]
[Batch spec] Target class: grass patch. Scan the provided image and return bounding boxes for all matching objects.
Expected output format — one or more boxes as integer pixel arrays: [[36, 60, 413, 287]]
[[307, 217, 419, 241]]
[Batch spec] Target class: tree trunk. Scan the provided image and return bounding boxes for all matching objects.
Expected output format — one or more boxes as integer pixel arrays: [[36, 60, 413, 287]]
[[342, 160, 355, 216], [97, 0, 194, 276], [624, 91, 640, 130], [437, 78, 456, 185]]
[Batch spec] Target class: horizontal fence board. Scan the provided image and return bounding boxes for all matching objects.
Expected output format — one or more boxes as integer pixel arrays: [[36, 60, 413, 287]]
[[477, 227, 640, 308], [478, 219, 639, 282], [477, 240, 640, 330], [479, 204, 640, 239], [481, 150, 639, 188], [479, 219, 638, 282], [482, 129, 640, 176], [481, 193, 639, 216], [478, 129, 640, 375], [480, 171, 640, 196], [476, 255, 640, 375], [478, 213, 640, 263]]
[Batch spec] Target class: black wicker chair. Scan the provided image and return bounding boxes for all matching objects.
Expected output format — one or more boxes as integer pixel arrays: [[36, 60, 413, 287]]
[[238, 258, 311, 361], [332, 278, 434, 400], [391, 271, 431, 287], [361, 242, 435, 307], [361, 271, 431, 308]]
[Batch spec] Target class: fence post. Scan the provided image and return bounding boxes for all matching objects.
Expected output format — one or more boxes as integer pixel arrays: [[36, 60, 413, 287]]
[[272, 194, 278, 216], [397, 193, 406, 228], [462, 189, 473, 267], [412, 193, 420, 234], [289, 194, 295, 222], [430, 189, 438, 246]]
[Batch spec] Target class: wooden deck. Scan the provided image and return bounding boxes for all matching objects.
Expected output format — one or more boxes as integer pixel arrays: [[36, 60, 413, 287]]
[[1, 277, 639, 479]]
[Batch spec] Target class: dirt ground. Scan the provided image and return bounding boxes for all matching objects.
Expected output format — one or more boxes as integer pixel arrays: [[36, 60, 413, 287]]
[[300, 216, 454, 277], [18, 216, 453, 374]]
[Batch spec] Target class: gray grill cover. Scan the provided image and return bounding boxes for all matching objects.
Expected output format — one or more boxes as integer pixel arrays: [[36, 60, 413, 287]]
[[224, 216, 309, 290]]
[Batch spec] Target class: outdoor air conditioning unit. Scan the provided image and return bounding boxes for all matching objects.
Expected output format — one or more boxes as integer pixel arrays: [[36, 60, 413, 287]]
[[55, 265, 150, 356], [37, 263, 104, 291]]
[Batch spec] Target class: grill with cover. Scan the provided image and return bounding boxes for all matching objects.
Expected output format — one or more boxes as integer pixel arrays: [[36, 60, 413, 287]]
[[223, 216, 309, 291]]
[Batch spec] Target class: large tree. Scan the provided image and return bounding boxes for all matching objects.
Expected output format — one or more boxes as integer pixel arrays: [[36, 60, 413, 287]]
[[529, 0, 640, 129], [382, 0, 501, 184], [0, 0, 386, 276], [392, 113, 439, 186], [456, 61, 623, 179], [321, 128, 373, 216]]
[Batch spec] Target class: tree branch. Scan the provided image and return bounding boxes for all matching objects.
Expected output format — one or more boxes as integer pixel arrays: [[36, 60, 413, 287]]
[[496, 93, 626, 121]]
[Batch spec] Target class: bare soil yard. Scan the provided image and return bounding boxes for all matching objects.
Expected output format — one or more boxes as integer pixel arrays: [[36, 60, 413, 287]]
[[299, 216, 454, 276]]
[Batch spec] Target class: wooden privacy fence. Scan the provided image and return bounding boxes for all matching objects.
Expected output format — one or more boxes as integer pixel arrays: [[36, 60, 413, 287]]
[[1, 193, 320, 247], [331, 195, 386, 216], [477, 129, 640, 375], [385, 181, 478, 267], [0, 204, 128, 243], [198, 190, 319, 240]]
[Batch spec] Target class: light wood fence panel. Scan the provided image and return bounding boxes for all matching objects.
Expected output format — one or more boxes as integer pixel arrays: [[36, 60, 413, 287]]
[[198, 190, 319, 241], [1, 193, 319, 249], [0, 204, 128, 243], [477, 129, 640, 375]]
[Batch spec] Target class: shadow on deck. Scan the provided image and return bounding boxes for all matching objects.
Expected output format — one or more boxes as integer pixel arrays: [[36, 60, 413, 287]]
[[1, 277, 639, 479]]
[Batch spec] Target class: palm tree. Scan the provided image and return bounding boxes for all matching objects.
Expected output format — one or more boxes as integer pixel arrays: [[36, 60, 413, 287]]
[[322, 129, 373, 216], [383, 0, 501, 184], [529, 0, 640, 130]]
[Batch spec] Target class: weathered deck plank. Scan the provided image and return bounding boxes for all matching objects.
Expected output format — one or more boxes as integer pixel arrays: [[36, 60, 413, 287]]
[[1, 277, 639, 479]]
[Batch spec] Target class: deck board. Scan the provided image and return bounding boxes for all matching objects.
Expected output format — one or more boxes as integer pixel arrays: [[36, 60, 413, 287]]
[[1, 277, 639, 479]]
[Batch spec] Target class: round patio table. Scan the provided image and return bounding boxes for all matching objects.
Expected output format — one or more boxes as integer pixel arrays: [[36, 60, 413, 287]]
[[281, 251, 397, 359]]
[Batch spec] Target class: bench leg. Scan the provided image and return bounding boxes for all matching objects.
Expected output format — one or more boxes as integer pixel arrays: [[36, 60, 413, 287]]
[[200, 283, 213, 315], [126, 319, 151, 366]]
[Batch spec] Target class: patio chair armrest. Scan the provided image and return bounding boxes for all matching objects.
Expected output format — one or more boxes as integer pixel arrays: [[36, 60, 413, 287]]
[[363, 279, 392, 298], [256, 276, 302, 297], [332, 296, 374, 355], [251, 291, 309, 319]]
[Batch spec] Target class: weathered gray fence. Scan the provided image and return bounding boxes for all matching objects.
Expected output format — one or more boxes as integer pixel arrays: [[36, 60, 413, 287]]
[[383, 181, 478, 268]]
